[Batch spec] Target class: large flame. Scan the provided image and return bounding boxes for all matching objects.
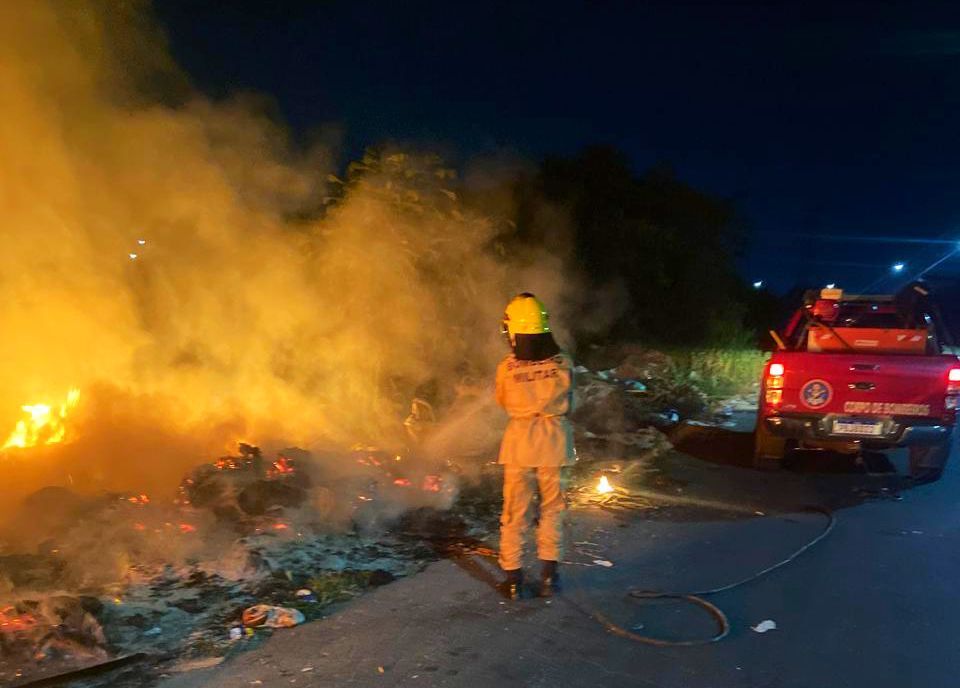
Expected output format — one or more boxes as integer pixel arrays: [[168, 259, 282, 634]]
[[3, 388, 80, 450]]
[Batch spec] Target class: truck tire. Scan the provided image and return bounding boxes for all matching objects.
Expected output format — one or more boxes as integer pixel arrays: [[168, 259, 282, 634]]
[[753, 418, 786, 470], [908, 438, 952, 483]]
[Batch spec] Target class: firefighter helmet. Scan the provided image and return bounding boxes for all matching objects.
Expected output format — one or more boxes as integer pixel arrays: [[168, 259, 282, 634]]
[[502, 293, 551, 344]]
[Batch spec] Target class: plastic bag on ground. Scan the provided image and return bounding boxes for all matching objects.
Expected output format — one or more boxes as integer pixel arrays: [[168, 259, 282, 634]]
[[242, 604, 305, 628]]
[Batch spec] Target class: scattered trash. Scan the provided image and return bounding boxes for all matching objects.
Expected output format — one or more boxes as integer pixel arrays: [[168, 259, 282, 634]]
[[242, 604, 306, 629], [377, 665, 385, 674], [143, 626, 162, 636], [751, 619, 777, 633], [296, 588, 317, 602], [302, 666, 314, 672], [592, 559, 614, 568], [229, 627, 243, 641]]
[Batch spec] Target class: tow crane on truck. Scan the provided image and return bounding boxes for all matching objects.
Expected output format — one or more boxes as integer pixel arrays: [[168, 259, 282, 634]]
[[755, 282, 960, 482]]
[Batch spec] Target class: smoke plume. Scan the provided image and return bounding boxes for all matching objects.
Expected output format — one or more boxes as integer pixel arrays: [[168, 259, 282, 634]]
[[0, 1, 573, 520]]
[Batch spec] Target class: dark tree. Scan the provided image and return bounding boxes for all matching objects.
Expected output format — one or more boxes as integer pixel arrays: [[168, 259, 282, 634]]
[[514, 146, 752, 346]]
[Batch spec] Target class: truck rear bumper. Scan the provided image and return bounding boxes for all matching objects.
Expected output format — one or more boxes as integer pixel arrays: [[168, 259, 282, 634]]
[[763, 414, 953, 448]]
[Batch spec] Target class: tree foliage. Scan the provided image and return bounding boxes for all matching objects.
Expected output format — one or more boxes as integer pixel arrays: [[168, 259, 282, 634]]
[[511, 146, 756, 346]]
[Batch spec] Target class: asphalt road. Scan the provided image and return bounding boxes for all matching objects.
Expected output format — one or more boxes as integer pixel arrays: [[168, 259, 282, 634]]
[[158, 422, 960, 688]]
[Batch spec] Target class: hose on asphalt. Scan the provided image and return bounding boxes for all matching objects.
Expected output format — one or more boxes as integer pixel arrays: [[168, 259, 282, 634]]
[[560, 504, 836, 647]]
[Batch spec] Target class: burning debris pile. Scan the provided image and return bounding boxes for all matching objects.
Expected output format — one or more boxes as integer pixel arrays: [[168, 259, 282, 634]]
[[0, 441, 473, 687]]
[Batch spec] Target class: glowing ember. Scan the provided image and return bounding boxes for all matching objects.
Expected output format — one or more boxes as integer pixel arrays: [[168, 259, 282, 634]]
[[3, 388, 80, 450], [596, 475, 614, 494], [0, 606, 37, 633], [270, 456, 295, 475], [422, 475, 442, 492], [179, 523, 196, 533], [393, 478, 412, 487]]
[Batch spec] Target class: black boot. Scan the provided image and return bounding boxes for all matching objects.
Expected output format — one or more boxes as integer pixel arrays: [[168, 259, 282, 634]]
[[540, 560, 560, 597], [499, 569, 523, 600]]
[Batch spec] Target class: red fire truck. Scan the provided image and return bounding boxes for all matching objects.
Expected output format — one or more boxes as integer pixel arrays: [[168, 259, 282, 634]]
[[755, 283, 959, 481]]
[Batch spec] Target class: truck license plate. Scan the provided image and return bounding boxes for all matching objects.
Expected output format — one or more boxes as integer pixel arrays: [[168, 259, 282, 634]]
[[832, 419, 884, 436]]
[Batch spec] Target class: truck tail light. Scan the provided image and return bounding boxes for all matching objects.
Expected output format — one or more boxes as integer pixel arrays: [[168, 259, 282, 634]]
[[766, 363, 785, 400], [769, 363, 785, 377], [948, 368, 960, 393], [946, 368, 960, 411]]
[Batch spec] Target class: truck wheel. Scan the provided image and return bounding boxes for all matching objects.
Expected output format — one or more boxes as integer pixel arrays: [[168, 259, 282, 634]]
[[753, 419, 786, 470], [908, 439, 951, 484]]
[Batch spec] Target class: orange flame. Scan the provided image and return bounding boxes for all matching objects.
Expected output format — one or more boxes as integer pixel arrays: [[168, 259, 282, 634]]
[[596, 475, 614, 494], [0, 606, 37, 633], [3, 388, 80, 450]]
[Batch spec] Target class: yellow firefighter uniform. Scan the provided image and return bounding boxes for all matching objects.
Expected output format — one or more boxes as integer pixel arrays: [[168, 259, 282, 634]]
[[495, 351, 575, 571]]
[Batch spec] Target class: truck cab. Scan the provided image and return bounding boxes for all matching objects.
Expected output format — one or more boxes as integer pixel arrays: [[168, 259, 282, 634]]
[[755, 283, 959, 481]]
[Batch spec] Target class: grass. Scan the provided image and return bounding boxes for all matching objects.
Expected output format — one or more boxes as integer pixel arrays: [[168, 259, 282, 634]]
[[665, 348, 768, 398], [305, 571, 376, 606]]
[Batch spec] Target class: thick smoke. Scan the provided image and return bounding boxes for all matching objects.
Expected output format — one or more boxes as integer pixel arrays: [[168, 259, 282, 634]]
[[0, 1, 572, 521]]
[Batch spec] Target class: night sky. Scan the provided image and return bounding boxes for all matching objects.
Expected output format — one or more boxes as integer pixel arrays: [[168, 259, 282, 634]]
[[155, 0, 960, 294]]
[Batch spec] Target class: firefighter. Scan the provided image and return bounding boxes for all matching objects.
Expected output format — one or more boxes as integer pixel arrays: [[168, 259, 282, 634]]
[[495, 293, 576, 599]]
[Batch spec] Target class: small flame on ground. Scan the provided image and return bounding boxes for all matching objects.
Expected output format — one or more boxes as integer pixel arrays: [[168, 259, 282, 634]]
[[3, 388, 80, 450], [596, 475, 614, 494]]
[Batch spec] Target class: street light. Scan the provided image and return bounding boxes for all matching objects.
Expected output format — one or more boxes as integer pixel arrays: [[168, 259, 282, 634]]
[[893, 262, 905, 272], [752, 280, 763, 289], [826, 283, 836, 289]]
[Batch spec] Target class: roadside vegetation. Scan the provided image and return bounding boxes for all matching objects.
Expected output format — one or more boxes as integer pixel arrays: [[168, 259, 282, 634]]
[[668, 348, 767, 397]]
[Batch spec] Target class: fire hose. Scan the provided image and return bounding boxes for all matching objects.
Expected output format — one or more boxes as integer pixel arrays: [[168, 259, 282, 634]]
[[560, 501, 836, 647]]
